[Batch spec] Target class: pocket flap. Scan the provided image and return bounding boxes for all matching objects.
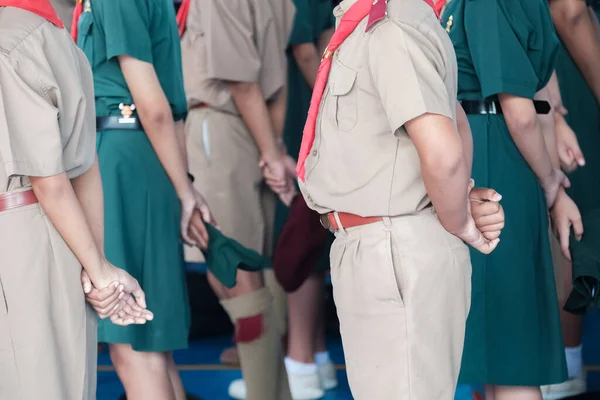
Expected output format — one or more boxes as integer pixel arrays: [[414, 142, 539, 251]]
[[330, 61, 357, 96]]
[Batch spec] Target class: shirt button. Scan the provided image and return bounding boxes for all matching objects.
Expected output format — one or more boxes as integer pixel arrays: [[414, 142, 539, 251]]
[[312, 150, 318, 156]]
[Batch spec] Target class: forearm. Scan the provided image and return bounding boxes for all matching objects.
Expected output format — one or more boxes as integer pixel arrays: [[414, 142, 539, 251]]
[[174, 120, 189, 169], [551, 0, 600, 103], [406, 115, 470, 235], [71, 158, 105, 253], [268, 86, 287, 145], [535, 88, 561, 169], [455, 102, 473, 174], [292, 43, 320, 89], [141, 113, 193, 201], [546, 71, 566, 112], [229, 81, 281, 161], [590, 6, 600, 39], [30, 173, 106, 281], [317, 28, 334, 56], [498, 94, 554, 182]]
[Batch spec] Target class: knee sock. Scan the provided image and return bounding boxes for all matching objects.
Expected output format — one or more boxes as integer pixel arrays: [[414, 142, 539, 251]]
[[221, 288, 292, 400], [565, 345, 583, 379], [263, 269, 288, 337]]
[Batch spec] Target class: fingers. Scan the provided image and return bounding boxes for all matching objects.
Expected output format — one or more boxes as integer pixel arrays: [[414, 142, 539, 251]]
[[474, 237, 500, 255], [482, 230, 502, 241], [181, 211, 196, 246], [559, 148, 577, 173], [131, 285, 147, 309], [572, 216, 584, 241], [469, 187, 502, 203], [87, 281, 122, 304], [81, 270, 93, 294], [471, 200, 500, 219], [189, 210, 209, 249], [561, 174, 571, 189], [558, 223, 572, 261]]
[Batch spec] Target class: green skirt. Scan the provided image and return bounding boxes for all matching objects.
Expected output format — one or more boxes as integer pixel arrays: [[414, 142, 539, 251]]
[[96, 128, 190, 352], [458, 113, 567, 386], [555, 33, 600, 312]]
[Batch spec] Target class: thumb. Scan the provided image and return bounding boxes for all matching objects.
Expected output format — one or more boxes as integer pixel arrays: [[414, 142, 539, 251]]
[[81, 270, 92, 294], [132, 285, 147, 309], [470, 188, 502, 202], [572, 148, 586, 167]]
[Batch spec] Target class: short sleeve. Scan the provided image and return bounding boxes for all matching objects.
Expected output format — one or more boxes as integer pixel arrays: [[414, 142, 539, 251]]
[[464, 0, 538, 99], [96, 0, 153, 64], [0, 57, 64, 178], [204, 0, 261, 82], [367, 21, 454, 133], [289, 0, 314, 46]]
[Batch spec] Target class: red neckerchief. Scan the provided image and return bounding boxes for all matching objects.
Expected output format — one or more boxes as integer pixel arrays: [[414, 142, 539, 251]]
[[434, 0, 445, 18], [71, 0, 83, 41], [296, 0, 440, 181], [176, 0, 191, 37], [0, 0, 64, 28]]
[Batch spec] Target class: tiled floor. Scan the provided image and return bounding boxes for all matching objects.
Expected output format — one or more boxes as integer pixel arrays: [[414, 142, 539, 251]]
[[97, 308, 600, 400]]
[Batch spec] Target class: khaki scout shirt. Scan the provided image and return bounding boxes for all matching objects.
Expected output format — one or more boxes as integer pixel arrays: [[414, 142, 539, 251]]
[[0, 7, 96, 195], [181, 0, 295, 114], [299, 0, 458, 218]]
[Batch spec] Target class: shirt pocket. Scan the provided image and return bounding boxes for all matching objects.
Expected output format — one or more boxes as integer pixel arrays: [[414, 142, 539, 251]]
[[329, 60, 358, 132]]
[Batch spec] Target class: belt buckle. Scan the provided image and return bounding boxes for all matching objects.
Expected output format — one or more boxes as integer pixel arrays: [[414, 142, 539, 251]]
[[118, 103, 137, 124]]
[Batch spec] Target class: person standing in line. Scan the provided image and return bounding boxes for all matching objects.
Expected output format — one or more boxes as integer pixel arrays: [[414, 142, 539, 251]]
[[178, 0, 296, 399], [72, 0, 213, 398], [271, 0, 337, 398], [439, 0, 585, 399], [0, 1, 152, 399], [286, 0, 506, 398], [541, 1, 600, 398]]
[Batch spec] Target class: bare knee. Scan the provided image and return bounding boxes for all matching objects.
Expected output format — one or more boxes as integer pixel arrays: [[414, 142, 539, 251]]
[[110, 344, 169, 374], [208, 270, 264, 299]]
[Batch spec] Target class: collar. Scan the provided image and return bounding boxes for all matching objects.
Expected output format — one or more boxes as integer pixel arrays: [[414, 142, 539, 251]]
[[334, 0, 358, 18], [0, 0, 64, 28]]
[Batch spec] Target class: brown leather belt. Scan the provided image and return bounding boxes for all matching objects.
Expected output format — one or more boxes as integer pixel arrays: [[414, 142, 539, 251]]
[[319, 212, 382, 230], [0, 190, 38, 212]]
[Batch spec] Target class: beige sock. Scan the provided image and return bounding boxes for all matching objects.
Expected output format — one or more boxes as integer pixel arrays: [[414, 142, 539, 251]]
[[221, 288, 292, 400], [263, 269, 288, 336]]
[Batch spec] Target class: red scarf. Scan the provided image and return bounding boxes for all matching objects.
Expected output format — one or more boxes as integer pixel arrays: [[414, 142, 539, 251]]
[[0, 0, 63, 28], [71, 0, 83, 41], [176, 0, 191, 37], [296, 0, 440, 181], [434, 0, 445, 18]]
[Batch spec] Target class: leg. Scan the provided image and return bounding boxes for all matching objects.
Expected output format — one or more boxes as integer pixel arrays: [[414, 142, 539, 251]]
[[491, 385, 542, 400], [209, 270, 292, 400], [330, 214, 471, 400], [166, 352, 186, 400], [312, 273, 338, 390], [110, 344, 175, 400]]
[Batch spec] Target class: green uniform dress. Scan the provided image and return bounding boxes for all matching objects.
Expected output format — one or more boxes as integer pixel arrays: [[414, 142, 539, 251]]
[[442, 0, 567, 385], [76, 0, 190, 352], [555, 5, 600, 313], [273, 0, 335, 272]]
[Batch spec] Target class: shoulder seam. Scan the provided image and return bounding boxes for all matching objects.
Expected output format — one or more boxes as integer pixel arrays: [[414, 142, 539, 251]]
[[0, 20, 48, 56]]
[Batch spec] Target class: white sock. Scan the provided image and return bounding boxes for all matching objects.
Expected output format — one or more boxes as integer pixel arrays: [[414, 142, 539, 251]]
[[314, 351, 331, 366], [285, 357, 318, 375], [565, 345, 583, 379]]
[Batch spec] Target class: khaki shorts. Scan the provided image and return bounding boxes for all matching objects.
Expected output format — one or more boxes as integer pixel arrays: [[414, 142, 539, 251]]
[[329, 208, 471, 400], [184, 107, 276, 263]]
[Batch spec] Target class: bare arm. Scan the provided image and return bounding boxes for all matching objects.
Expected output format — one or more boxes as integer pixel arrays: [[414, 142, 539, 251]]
[[229, 82, 282, 163], [455, 101, 473, 174], [535, 87, 561, 169], [118, 55, 194, 204], [545, 71, 567, 114], [174, 120, 188, 169], [71, 157, 105, 253], [498, 94, 554, 182], [317, 28, 334, 56], [268, 87, 288, 147], [551, 0, 600, 104], [292, 43, 320, 89], [30, 173, 107, 283], [405, 113, 470, 235]]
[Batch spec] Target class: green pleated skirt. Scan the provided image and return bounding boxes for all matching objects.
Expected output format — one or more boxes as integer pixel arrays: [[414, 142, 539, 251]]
[[458, 113, 567, 386], [96, 128, 190, 352]]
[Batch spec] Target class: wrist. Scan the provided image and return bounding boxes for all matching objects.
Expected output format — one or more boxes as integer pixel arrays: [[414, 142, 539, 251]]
[[86, 257, 110, 288], [261, 149, 284, 165]]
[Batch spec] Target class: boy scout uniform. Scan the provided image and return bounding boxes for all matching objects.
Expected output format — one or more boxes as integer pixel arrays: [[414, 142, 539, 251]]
[[441, 0, 567, 387], [297, 0, 472, 398], [180, 0, 295, 399], [0, 5, 97, 399]]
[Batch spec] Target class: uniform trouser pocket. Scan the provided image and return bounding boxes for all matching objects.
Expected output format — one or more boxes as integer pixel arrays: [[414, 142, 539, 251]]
[[329, 217, 471, 400]]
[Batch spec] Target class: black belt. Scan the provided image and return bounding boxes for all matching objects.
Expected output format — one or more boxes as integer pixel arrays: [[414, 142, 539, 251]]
[[96, 116, 142, 131], [460, 99, 551, 115]]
